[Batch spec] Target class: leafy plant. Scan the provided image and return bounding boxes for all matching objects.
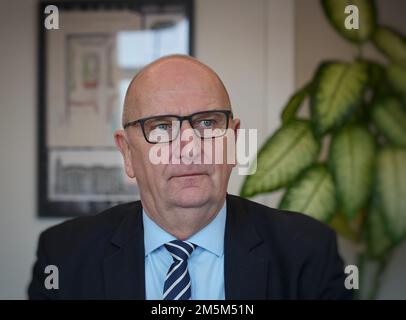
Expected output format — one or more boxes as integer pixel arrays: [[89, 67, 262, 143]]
[[240, 0, 406, 299]]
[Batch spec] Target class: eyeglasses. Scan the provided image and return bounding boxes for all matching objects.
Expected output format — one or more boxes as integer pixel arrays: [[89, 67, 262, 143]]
[[124, 109, 233, 144]]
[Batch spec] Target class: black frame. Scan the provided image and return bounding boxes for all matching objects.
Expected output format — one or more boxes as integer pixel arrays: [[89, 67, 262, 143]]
[[124, 109, 233, 144], [37, 0, 194, 217]]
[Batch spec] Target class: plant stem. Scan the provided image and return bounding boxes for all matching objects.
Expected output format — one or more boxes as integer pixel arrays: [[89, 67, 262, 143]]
[[368, 253, 392, 300], [357, 45, 364, 60], [355, 252, 366, 299]]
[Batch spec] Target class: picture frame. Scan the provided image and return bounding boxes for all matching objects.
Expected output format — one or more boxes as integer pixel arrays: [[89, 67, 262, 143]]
[[38, 0, 194, 217]]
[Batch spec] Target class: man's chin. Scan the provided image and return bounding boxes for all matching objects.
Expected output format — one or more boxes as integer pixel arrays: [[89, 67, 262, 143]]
[[169, 189, 210, 208]]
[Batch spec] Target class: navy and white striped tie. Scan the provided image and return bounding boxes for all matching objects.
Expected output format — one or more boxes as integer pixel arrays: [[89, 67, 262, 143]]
[[163, 240, 196, 300]]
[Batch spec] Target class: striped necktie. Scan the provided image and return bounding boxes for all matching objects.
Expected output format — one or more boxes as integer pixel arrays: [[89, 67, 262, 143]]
[[163, 240, 196, 300]]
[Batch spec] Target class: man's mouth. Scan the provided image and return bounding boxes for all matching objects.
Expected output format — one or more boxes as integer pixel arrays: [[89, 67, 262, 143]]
[[170, 172, 207, 179]]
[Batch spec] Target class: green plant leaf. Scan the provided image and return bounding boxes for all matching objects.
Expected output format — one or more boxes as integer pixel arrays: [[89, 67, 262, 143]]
[[329, 124, 375, 219], [387, 63, 406, 98], [240, 120, 320, 197], [311, 61, 369, 136], [371, 96, 406, 147], [376, 147, 406, 243], [366, 205, 395, 259], [281, 84, 310, 124], [279, 165, 336, 222], [373, 26, 406, 63], [321, 0, 376, 44]]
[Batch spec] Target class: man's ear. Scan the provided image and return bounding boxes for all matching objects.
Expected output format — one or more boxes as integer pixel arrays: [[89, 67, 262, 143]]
[[233, 118, 240, 139], [229, 118, 240, 168], [114, 129, 135, 178]]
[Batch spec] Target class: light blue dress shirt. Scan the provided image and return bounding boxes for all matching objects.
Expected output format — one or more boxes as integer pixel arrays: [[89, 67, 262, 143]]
[[143, 201, 226, 300]]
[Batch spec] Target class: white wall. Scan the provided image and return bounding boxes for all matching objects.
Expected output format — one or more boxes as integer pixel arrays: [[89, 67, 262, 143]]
[[0, 0, 294, 299], [0, 0, 62, 299]]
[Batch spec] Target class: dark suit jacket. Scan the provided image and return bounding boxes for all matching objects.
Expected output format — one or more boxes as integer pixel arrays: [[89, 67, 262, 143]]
[[28, 194, 352, 299]]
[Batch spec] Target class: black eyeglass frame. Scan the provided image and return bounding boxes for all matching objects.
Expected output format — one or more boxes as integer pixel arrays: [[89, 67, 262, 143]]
[[123, 109, 233, 144]]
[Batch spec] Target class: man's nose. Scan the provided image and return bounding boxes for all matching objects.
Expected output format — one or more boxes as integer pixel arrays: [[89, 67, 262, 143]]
[[172, 119, 202, 164], [178, 120, 198, 149], [179, 119, 194, 139]]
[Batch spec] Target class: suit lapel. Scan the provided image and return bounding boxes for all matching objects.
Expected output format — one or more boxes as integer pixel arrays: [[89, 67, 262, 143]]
[[103, 202, 145, 299], [224, 195, 269, 299]]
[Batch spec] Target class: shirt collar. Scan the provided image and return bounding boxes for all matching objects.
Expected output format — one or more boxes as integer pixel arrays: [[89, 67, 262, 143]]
[[143, 200, 226, 257]]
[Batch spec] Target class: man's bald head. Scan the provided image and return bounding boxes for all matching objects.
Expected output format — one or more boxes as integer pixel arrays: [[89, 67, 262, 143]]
[[122, 54, 231, 127]]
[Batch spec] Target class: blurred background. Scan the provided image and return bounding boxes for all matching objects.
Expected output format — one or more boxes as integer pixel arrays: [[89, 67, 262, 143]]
[[0, 0, 405, 299]]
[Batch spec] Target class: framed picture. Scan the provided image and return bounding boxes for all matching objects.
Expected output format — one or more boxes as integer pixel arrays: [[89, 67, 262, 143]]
[[38, 0, 194, 217]]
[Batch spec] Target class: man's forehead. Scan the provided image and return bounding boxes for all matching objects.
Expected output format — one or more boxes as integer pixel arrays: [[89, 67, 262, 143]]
[[140, 55, 214, 75], [123, 55, 230, 123], [133, 88, 228, 120], [135, 57, 221, 90]]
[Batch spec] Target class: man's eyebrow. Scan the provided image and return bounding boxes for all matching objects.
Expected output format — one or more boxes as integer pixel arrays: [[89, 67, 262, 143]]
[[135, 109, 232, 120]]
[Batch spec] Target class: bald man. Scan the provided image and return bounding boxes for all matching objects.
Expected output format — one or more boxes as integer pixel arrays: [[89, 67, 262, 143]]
[[28, 55, 351, 300]]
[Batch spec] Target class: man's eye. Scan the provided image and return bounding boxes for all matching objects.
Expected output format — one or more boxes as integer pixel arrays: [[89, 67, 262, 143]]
[[200, 119, 215, 127], [153, 123, 171, 131]]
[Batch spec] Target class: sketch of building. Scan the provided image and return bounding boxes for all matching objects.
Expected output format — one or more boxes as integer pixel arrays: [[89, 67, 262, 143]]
[[53, 157, 138, 199]]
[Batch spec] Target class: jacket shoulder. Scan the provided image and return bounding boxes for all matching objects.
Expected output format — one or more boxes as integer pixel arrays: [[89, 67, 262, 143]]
[[39, 201, 141, 256], [227, 195, 350, 299], [227, 194, 336, 244]]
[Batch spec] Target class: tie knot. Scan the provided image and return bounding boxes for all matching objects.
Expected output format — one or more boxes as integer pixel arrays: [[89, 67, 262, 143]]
[[164, 240, 196, 261]]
